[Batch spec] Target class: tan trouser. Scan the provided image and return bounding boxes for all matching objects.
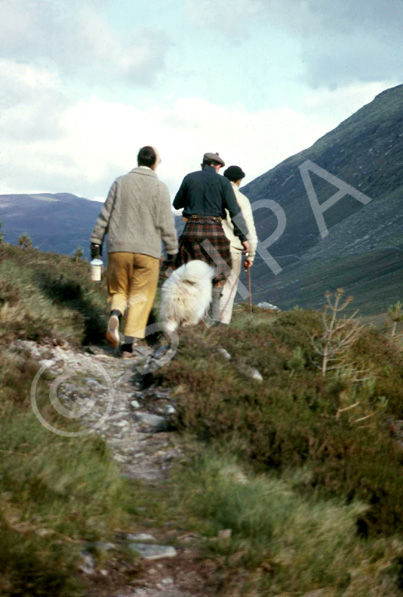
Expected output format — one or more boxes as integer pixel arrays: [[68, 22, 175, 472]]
[[107, 252, 159, 339], [219, 250, 242, 325]]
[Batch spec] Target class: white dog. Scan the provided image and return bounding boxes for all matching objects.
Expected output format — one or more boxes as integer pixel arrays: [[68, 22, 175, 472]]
[[160, 260, 215, 333]]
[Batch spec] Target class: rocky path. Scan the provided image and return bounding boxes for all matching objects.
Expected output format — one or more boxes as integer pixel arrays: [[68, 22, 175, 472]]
[[13, 340, 215, 597]]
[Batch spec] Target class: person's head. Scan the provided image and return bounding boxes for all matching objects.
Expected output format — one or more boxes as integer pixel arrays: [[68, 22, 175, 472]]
[[201, 152, 225, 172], [224, 165, 245, 187], [137, 146, 161, 170]]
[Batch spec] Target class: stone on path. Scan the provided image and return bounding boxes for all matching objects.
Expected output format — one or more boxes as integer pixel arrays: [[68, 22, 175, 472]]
[[127, 533, 156, 542], [128, 543, 178, 560], [134, 412, 170, 432]]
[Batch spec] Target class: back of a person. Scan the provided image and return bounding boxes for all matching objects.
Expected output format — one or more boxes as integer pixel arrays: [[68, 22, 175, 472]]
[[108, 170, 159, 250], [105, 168, 170, 258], [90, 145, 178, 356], [182, 168, 227, 216]]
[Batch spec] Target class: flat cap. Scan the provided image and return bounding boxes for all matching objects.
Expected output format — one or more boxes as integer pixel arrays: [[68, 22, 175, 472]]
[[203, 152, 225, 167]]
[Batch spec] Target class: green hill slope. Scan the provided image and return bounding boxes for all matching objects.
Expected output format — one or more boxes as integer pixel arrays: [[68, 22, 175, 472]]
[[242, 83, 403, 312]]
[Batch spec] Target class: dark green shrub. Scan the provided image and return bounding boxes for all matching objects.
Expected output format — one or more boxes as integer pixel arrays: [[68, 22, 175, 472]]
[[154, 313, 403, 535]]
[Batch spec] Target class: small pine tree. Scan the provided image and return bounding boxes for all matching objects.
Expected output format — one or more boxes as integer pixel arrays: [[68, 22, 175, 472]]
[[386, 301, 403, 340], [72, 246, 84, 262], [18, 233, 33, 249], [314, 288, 361, 376]]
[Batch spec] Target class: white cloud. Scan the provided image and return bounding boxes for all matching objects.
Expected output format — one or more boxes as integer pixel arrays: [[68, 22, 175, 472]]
[[185, 0, 265, 38], [0, 0, 172, 85], [0, 80, 388, 199], [185, 0, 403, 87]]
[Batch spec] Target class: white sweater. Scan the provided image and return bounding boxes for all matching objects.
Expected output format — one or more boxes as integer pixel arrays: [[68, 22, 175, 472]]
[[91, 167, 178, 258], [221, 182, 258, 263]]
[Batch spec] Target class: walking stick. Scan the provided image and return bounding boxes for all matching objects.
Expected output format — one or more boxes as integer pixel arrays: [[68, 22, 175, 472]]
[[246, 257, 252, 314]]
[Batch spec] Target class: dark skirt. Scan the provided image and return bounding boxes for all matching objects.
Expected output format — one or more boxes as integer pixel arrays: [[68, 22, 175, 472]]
[[176, 218, 232, 283]]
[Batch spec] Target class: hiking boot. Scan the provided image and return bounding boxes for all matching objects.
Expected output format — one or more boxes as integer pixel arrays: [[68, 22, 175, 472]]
[[106, 315, 120, 349]]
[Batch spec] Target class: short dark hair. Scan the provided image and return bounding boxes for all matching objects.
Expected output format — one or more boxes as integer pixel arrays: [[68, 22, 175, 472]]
[[202, 158, 222, 168], [137, 146, 157, 167], [224, 165, 245, 182]]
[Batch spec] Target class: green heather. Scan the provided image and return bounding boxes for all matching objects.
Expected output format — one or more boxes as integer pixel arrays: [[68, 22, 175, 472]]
[[2, 243, 403, 595]]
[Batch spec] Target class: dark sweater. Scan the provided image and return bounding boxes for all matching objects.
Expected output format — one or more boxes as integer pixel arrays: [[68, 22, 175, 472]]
[[173, 166, 249, 241]]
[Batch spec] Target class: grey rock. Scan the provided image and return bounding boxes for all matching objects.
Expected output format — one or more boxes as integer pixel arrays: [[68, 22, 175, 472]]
[[164, 405, 176, 416], [241, 366, 263, 382], [116, 420, 130, 427], [85, 378, 104, 388], [130, 400, 141, 410], [134, 412, 169, 432], [257, 301, 280, 311], [152, 344, 171, 359], [218, 348, 231, 360], [128, 543, 177, 560], [108, 412, 127, 421], [79, 552, 95, 575], [249, 368, 263, 382], [38, 359, 56, 369], [133, 345, 153, 357], [127, 533, 156, 542]]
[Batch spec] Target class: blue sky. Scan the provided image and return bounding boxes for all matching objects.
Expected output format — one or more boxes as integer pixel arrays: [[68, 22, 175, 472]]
[[0, 0, 402, 201]]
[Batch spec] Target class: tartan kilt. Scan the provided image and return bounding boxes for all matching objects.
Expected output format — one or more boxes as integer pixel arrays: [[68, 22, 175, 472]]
[[176, 219, 232, 283]]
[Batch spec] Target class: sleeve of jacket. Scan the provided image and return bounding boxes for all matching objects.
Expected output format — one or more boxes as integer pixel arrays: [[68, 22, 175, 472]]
[[222, 179, 249, 242], [241, 196, 258, 263], [173, 178, 187, 210], [158, 183, 178, 255], [90, 181, 117, 245]]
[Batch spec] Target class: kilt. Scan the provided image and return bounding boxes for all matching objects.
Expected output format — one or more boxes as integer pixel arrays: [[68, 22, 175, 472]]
[[176, 217, 232, 283]]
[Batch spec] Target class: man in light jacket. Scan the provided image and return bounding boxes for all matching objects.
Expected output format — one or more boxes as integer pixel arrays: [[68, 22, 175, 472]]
[[91, 146, 178, 357], [173, 152, 250, 324], [220, 165, 258, 324]]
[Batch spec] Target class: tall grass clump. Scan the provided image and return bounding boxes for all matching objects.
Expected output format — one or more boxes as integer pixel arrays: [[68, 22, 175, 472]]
[[0, 244, 108, 346], [173, 452, 403, 596]]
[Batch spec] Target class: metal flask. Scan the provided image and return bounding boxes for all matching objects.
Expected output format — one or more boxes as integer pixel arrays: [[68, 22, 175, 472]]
[[90, 258, 103, 282]]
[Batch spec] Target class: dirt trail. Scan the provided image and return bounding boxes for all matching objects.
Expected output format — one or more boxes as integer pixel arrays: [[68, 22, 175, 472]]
[[13, 340, 216, 597]]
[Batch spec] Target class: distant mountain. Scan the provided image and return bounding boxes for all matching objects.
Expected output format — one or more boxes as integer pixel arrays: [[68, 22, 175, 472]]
[[0, 193, 102, 257], [0, 192, 183, 260], [241, 83, 403, 314]]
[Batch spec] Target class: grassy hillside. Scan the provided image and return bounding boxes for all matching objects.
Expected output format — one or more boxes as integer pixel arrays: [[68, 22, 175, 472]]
[[146, 305, 403, 594], [2, 244, 403, 595], [252, 247, 403, 314], [0, 245, 124, 596], [241, 83, 403, 312]]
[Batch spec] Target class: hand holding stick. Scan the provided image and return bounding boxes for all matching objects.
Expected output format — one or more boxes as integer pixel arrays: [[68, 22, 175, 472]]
[[244, 253, 253, 313]]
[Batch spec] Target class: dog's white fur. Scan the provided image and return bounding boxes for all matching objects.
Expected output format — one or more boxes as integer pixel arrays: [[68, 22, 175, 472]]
[[160, 260, 215, 333]]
